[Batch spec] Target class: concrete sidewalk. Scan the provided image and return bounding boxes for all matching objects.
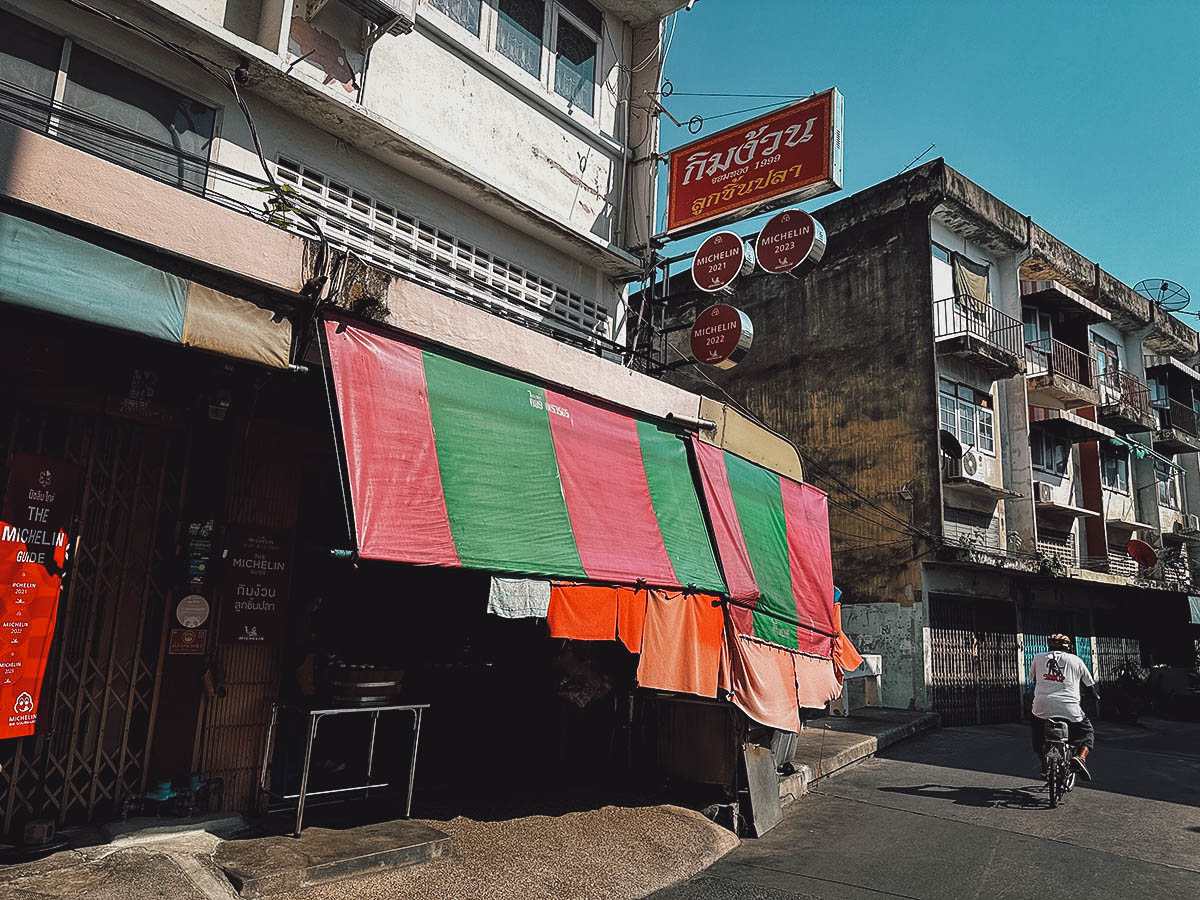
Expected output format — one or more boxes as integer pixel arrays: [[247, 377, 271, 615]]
[[779, 708, 940, 806]]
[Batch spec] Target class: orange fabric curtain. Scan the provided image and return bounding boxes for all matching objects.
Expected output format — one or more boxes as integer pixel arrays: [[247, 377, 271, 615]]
[[636, 590, 725, 697], [832, 602, 864, 682], [547, 583, 648, 653]]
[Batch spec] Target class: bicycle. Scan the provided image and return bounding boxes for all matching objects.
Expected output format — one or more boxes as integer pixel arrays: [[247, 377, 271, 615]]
[[1042, 717, 1077, 808]]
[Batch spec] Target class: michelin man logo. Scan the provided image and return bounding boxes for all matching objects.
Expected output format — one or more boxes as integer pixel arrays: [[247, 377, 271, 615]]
[[38, 470, 52, 487], [14, 692, 34, 714]]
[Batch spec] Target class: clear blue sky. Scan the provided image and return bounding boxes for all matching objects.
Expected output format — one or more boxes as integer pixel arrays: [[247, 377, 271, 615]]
[[656, 1, 1200, 313]]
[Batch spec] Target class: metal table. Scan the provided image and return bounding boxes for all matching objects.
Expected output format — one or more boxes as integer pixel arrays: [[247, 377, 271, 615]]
[[259, 700, 429, 837]]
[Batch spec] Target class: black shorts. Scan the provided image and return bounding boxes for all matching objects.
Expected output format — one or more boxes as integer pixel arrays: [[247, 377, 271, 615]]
[[1031, 715, 1094, 755]]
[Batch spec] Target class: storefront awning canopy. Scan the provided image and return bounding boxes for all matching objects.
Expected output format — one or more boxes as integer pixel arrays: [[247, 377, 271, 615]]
[[0, 210, 292, 368], [323, 320, 726, 593], [692, 439, 835, 657]]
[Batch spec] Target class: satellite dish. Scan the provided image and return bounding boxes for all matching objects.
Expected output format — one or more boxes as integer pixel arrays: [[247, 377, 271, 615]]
[[1134, 279, 1190, 313], [961, 453, 978, 476], [1127, 539, 1158, 568], [939, 429, 964, 460]]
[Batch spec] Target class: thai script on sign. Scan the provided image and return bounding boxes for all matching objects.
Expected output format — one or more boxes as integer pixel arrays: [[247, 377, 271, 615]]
[[681, 118, 816, 187], [666, 89, 840, 236]]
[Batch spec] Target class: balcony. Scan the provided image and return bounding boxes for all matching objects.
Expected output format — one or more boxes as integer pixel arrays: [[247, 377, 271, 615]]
[[1097, 370, 1157, 433], [1152, 399, 1200, 455], [1025, 338, 1101, 409], [932, 296, 1025, 378]]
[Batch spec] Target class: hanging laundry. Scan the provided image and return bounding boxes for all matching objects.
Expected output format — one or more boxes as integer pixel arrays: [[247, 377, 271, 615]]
[[486, 577, 551, 619], [636, 590, 725, 697]]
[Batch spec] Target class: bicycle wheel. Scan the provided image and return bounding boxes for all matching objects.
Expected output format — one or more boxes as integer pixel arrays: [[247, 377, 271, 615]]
[[1048, 755, 1062, 808]]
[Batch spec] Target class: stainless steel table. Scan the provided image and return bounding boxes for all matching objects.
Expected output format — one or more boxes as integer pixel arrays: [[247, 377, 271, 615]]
[[258, 701, 429, 837]]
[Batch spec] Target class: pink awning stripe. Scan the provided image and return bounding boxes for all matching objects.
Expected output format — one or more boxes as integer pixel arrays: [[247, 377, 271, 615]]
[[781, 479, 836, 656], [692, 439, 759, 600], [544, 389, 677, 585], [324, 321, 459, 566]]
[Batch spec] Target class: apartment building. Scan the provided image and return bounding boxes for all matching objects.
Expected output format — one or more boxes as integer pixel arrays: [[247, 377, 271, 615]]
[[2, 0, 822, 836], [655, 160, 1200, 724]]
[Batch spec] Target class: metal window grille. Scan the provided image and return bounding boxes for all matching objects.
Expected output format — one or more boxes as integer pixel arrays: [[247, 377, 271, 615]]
[[943, 506, 1001, 549], [1036, 529, 1077, 568], [275, 158, 611, 343]]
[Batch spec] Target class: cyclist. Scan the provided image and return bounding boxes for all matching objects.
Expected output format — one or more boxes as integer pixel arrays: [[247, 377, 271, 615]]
[[1030, 633, 1096, 781]]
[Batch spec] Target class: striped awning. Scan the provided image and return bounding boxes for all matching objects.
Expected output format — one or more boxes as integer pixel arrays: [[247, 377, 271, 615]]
[[692, 439, 835, 657], [323, 320, 726, 593], [1145, 354, 1200, 385], [1029, 406, 1116, 443], [0, 211, 292, 368], [1020, 279, 1110, 322]]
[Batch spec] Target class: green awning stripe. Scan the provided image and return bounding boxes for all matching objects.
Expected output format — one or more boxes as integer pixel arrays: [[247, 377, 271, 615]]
[[637, 421, 726, 593], [724, 452, 798, 649], [421, 349, 586, 578]]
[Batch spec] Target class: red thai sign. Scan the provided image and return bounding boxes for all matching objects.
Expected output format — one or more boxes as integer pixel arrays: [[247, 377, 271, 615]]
[[691, 231, 747, 292], [756, 209, 826, 274], [690, 304, 754, 369], [665, 88, 843, 238], [0, 454, 78, 739]]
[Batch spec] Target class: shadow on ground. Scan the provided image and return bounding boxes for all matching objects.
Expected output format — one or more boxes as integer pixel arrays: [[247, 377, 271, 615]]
[[879, 782, 1046, 810]]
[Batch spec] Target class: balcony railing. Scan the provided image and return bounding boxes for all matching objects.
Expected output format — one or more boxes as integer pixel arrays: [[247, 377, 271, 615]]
[[1154, 399, 1199, 437], [1099, 370, 1152, 418], [1025, 337, 1097, 388], [932, 296, 1024, 359]]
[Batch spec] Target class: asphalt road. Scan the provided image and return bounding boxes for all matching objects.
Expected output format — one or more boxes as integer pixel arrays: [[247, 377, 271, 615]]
[[653, 718, 1200, 900]]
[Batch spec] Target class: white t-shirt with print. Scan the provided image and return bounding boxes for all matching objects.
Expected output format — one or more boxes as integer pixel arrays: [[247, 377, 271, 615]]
[[1031, 650, 1095, 722]]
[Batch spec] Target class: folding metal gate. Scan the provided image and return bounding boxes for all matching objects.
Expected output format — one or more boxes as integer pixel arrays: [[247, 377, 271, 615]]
[[929, 595, 1022, 726], [0, 403, 187, 834]]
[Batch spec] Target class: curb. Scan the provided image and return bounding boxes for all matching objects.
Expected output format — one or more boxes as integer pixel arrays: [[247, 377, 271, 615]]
[[779, 713, 940, 806]]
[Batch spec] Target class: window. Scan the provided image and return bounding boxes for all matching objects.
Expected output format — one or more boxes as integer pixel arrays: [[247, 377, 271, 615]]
[[939, 378, 995, 455], [1092, 332, 1120, 375], [497, 0, 546, 76], [428, 0, 482, 35], [437, 1, 602, 118], [0, 10, 216, 194], [1030, 427, 1070, 476], [60, 46, 215, 192], [944, 506, 1001, 549], [1156, 462, 1180, 509], [1101, 448, 1129, 494], [931, 242, 951, 264], [553, 12, 597, 114], [0, 9, 63, 131]]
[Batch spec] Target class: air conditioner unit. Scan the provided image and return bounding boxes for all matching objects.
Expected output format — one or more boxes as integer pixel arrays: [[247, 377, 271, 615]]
[[1034, 482, 1054, 503], [1177, 514, 1200, 533], [331, 0, 416, 36]]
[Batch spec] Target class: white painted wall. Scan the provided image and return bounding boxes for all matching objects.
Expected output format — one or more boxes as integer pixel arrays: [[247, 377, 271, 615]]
[[284, 0, 629, 245]]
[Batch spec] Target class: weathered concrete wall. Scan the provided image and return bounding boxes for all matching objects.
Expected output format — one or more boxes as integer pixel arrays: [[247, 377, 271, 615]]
[[840, 601, 924, 710]]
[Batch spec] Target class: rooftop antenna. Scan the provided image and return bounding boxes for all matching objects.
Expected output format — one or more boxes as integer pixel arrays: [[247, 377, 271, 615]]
[[1134, 279, 1190, 313]]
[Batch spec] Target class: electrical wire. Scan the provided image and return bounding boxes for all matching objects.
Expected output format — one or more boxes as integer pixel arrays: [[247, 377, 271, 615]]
[[56, 0, 329, 260]]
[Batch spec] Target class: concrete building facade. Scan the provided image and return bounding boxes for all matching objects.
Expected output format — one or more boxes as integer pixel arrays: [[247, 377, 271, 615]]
[[657, 160, 1200, 723], [4, 0, 816, 835]]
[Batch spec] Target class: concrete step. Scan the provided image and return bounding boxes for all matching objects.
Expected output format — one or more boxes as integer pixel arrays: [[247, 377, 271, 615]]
[[214, 819, 451, 898], [779, 709, 940, 806]]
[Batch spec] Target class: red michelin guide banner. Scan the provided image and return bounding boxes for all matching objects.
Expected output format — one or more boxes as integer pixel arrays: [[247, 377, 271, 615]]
[[664, 88, 843, 238], [0, 454, 78, 739]]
